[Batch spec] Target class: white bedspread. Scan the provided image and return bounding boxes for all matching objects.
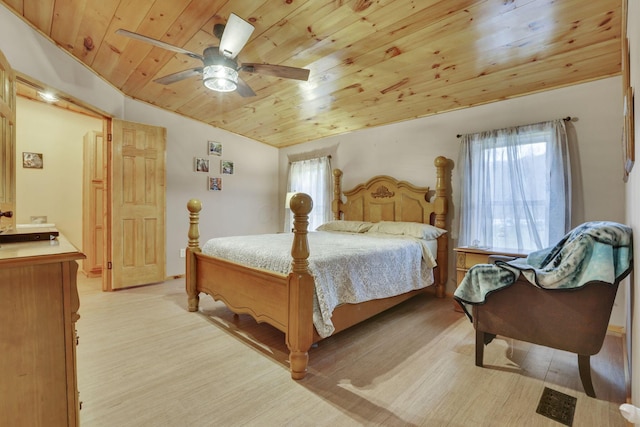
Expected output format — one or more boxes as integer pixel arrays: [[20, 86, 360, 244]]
[[202, 231, 436, 338]]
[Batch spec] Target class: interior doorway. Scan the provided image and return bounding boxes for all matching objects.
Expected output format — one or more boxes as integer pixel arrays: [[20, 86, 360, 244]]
[[16, 76, 108, 279], [15, 74, 167, 292]]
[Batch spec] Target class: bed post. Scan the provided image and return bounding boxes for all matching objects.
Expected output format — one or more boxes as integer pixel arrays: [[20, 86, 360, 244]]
[[332, 169, 343, 220], [287, 193, 315, 380], [433, 156, 448, 298], [186, 199, 202, 312]]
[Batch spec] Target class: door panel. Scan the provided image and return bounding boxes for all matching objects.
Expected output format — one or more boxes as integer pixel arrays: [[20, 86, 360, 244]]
[[106, 119, 166, 290], [0, 49, 16, 231], [82, 131, 104, 277]]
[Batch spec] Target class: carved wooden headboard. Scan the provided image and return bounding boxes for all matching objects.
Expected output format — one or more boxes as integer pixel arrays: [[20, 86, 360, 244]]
[[330, 156, 449, 297], [331, 156, 448, 229]]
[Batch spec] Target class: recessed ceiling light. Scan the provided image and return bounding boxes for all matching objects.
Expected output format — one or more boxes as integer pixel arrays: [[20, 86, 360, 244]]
[[37, 91, 59, 102]]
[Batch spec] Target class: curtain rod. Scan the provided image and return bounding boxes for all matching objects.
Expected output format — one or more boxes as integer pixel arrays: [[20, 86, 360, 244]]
[[456, 116, 572, 138]]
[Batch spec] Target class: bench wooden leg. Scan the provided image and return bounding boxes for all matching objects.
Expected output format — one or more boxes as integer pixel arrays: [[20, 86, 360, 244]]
[[475, 330, 485, 367], [578, 354, 596, 398]]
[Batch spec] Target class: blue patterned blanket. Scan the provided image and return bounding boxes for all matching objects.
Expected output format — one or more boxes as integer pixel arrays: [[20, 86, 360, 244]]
[[454, 221, 633, 318]]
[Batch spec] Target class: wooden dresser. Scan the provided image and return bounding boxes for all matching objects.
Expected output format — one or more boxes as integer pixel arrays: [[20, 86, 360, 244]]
[[454, 246, 528, 312], [0, 234, 85, 427]]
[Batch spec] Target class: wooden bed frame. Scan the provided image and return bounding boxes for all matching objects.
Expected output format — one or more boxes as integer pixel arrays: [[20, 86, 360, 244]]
[[185, 156, 449, 379]]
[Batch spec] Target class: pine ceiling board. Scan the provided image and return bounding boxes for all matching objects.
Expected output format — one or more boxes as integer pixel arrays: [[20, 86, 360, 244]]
[[299, 0, 617, 107], [49, 0, 88, 50], [215, 88, 307, 131], [90, 0, 157, 83], [140, 77, 203, 112], [289, 0, 479, 103], [260, 43, 620, 146], [291, 0, 476, 68], [70, 0, 120, 65], [258, 110, 357, 147], [174, 80, 250, 116], [175, 85, 243, 120], [2, 0, 22, 14], [120, 0, 228, 95], [346, 40, 621, 126], [210, 94, 303, 134], [224, 111, 321, 144], [240, 0, 398, 69], [106, 0, 193, 89], [366, 4, 621, 87], [23, 0, 53, 34], [471, 0, 617, 53]]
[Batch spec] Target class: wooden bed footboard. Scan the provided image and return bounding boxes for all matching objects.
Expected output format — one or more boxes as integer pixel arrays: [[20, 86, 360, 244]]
[[186, 194, 316, 379]]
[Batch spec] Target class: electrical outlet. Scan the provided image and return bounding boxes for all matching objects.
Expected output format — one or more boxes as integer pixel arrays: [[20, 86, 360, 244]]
[[179, 248, 186, 258]]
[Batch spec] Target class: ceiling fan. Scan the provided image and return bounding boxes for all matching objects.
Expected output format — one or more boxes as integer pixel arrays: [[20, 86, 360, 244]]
[[116, 13, 310, 97]]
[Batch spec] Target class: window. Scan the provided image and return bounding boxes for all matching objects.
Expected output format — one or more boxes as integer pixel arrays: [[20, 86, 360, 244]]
[[286, 156, 332, 232], [458, 119, 571, 252]]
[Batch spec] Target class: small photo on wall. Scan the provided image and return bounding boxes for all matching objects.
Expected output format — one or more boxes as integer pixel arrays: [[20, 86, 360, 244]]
[[194, 157, 209, 172], [208, 141, 222, 156], [208, 177, 222, 191], [221, 160, 234, 174], [23, 152, 44, 169]]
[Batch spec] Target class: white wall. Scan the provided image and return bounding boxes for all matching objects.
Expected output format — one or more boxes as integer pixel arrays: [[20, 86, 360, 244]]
[[625, 0, 640, 409], [16, 97, 102, 249], [0, 4, 280, 278], [280, 77, 627, 326], [123, 99, 279, 276]]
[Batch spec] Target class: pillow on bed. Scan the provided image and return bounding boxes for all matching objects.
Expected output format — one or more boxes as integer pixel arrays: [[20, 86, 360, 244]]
[[367, 221, 447, 240], [316, 220, 374, 233]]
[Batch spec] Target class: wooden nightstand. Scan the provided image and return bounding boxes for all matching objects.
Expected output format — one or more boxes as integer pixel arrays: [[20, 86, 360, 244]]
[[453, 246, 529, 312]]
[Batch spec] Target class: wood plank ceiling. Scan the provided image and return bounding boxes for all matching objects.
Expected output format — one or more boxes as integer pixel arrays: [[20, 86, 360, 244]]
[[1, 0, 622, 148]]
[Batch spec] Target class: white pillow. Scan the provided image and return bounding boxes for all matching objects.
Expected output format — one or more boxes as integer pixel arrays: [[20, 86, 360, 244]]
[[367, 221, 447, 240], [316, 220, 374, 233]]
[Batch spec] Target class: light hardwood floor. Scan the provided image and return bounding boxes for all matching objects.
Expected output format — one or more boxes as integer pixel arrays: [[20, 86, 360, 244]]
[[76, 275, 627, 426]]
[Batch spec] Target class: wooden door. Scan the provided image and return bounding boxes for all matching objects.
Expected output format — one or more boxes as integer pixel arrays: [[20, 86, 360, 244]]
[[0, 49, 16, 231], [82, 130, 104, 277], [104, 119, 166, 290]]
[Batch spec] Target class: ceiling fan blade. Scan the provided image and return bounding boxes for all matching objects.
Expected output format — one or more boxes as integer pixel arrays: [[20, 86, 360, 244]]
[[241, 63, 310, 81], [235, 76, 256, 97], [153, 67, 203, 85], [219, 13, 255, 59], [116, 29, 204, 61]]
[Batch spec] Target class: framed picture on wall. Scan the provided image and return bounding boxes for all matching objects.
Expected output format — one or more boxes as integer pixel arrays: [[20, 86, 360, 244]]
[[208, 141, 222, 156], [22, 152, 43, 169], [208, 177, 222, 191], [194, 157, 209, 172], [221, 160, 234, 174]]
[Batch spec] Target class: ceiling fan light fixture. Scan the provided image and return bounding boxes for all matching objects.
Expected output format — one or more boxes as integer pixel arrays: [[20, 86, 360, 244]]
[[203, 64, 238, 92]]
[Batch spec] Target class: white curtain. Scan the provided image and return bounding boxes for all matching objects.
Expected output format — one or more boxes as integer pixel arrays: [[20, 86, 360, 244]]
[[286, 156, 332, 232], [458, 119, 571, 252]]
